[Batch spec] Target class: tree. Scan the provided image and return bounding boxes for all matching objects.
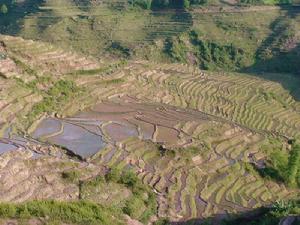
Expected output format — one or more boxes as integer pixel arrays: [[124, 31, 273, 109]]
[[0, 4, 8, 14], [146, 0, 152, 9], [183, 0, 190, 8], [286, 142, 300, 187]]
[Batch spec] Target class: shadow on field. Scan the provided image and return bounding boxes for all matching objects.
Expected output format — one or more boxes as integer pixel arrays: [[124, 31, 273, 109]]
[[168, 208, 265, 225], [241, 5, 300, 100], [0, 0, 44, 35], [169, 207, 300, 225], [146, 9, 193, 41]]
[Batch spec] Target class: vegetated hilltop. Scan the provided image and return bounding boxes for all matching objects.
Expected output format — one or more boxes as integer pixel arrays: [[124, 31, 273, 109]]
[[0, 35, 299, 225], [1, 0, 299, 79]]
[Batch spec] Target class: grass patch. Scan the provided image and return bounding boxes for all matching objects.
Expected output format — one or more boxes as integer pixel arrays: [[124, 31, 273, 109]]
[[81, 168, 157, 223], [0, 200, 126, 225], [26, 79, 83, 125]]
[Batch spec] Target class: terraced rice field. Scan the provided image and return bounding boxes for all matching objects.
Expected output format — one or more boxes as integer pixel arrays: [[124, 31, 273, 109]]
[[117, 62, 300, 139], [31, 99, 299, 220], [0, 137, 105, 203], [0, 35, 101, 76], [0, 36, 299, 222]]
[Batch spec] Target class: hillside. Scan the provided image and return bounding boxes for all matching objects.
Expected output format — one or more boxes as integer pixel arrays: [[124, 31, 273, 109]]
[[0, 1, 299, 225], [0, 34, 299, 224]]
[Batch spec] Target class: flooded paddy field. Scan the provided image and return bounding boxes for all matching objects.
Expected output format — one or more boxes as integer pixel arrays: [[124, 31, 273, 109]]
[[31, 98, 220, 159]]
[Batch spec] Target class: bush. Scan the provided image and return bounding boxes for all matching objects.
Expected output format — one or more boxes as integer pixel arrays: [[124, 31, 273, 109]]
[[286, 143, 300, 187], [105, 168, 121, 183], [120, 170, 139, 188], [0, 204, 16, 217], [123, 196, 145, 219], [154, 218, 171, 225], [0, 4, 8, 14], [257, 140, 300, 188], [62, 170, 81, 183]]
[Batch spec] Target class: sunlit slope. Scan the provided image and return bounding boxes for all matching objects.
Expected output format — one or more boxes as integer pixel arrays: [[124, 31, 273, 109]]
[[92, 61, 300, 139], [0, 36, 299, 223]]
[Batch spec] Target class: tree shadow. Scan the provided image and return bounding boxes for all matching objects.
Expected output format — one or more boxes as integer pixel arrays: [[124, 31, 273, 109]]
[[240, 5, 300, 100], [168, 207, 270, 225], [167, 206, 300, 225], [0, 0, 44, 35]]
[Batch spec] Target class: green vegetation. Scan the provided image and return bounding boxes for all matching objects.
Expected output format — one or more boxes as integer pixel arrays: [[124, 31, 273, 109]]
[[223, 200, 300, 225], [165, 30, 248, 70], [0, 1, 300, 224], [240, 0, 292, 4], [287, 142, 300, 187], [258, 140, 300, 188], [154, 218, 171, 225], [27, 80, 83, 124], [0, 4, 8, 14], [138, 0, 204, 9], [62, 170, 81, 183], [68, 60, 127, 76], [0, 200, 126, 225], [3, 0, 297, 76], [82, 168, 157, 223]]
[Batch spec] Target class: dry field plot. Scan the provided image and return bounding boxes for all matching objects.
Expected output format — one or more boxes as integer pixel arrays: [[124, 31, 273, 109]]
[[0, 36, 299, 222]]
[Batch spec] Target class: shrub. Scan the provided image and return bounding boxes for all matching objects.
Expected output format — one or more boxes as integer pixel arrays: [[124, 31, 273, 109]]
[[154, 218, 170, 225], [256, 140, 300, 188], [105, 168, 121, 183], [120, 170, 139, 188], [62, 170, 81, 183], [123, 196, 145, 219], [0, 4, 8, 14], [286, 143, 300, 187], [0, 204, 16, 217]]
